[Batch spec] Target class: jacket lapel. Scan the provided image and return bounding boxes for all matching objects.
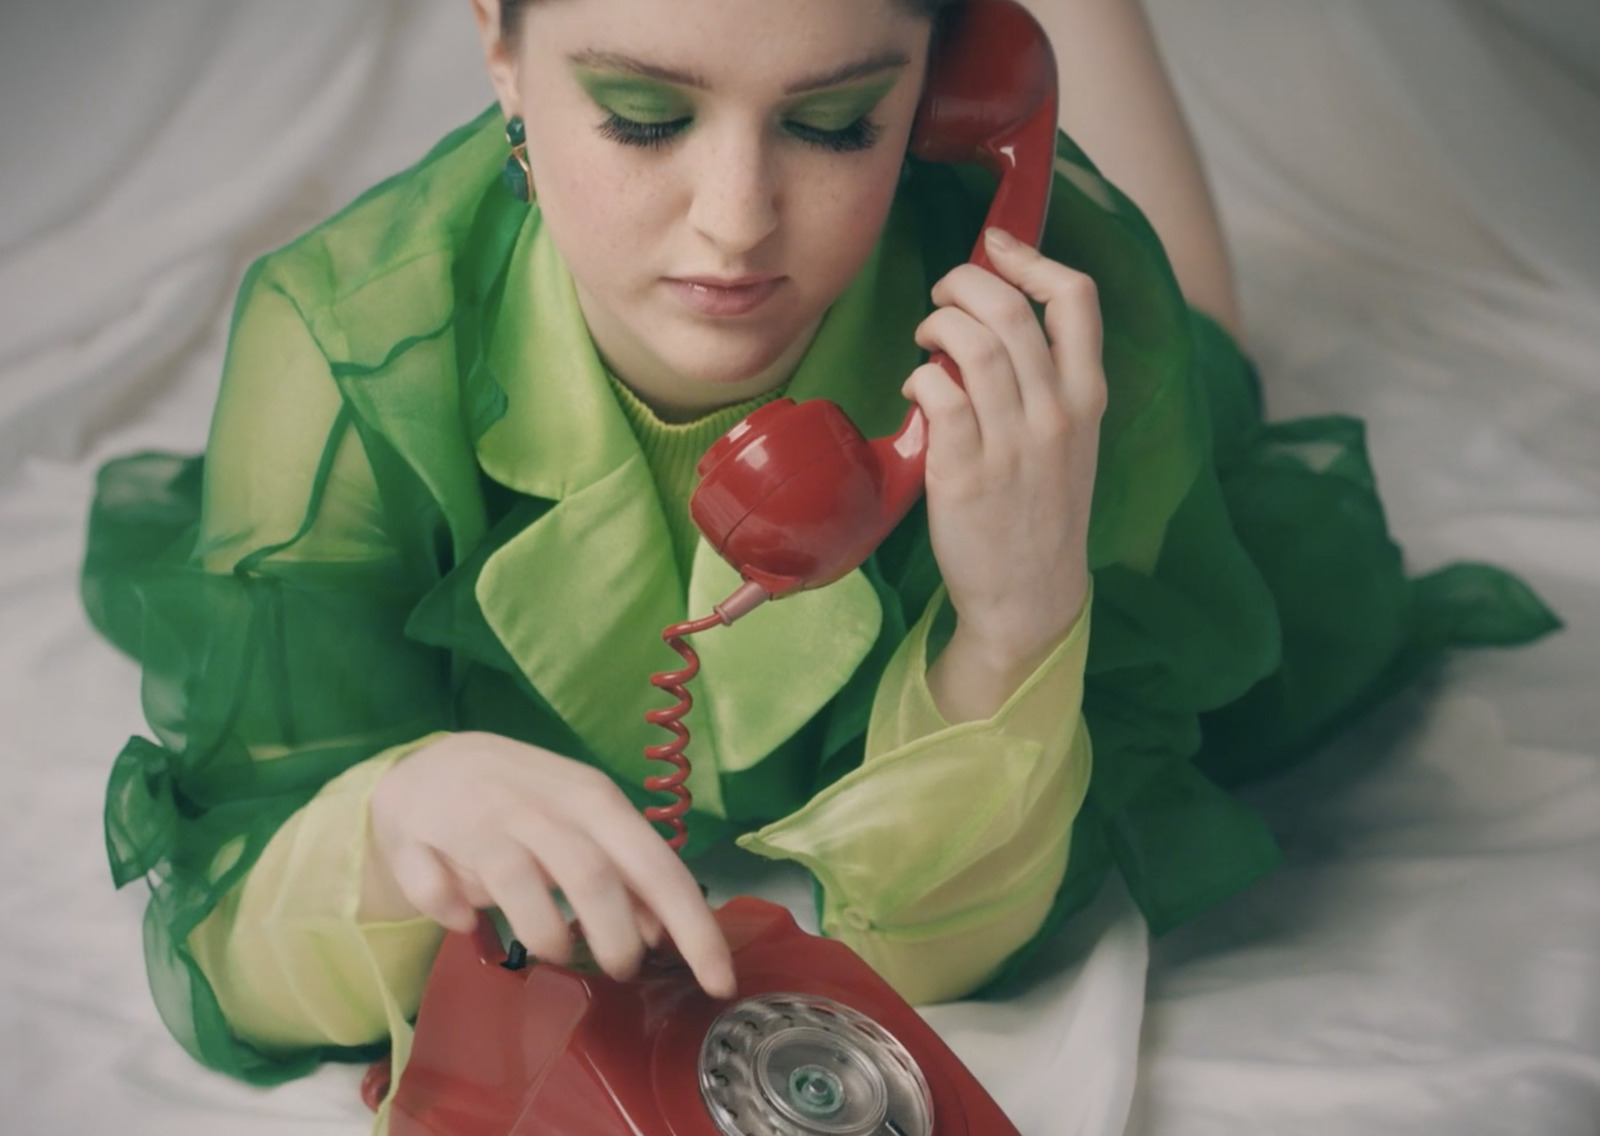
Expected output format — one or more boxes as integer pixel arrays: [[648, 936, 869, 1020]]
[[471, 221, 697, 801], [470, 200, 927, 811]]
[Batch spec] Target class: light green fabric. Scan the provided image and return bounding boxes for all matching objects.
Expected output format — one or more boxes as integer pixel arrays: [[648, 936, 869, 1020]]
[[185, 736, 445, 1054], [469, 216, 894, 797], [82, 105, 1560, 1084], [743, 583, 1093, 1003], [162, 169, 1094, 1078], [186, 598, 1090, 1082], [607, 376, 783, 578]]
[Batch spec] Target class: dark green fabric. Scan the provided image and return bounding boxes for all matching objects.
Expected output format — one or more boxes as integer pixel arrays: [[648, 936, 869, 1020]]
[[83, 108, 1559, 1080]]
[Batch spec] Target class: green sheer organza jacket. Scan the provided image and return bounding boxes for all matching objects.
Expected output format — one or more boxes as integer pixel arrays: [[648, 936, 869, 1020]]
[[84, 107, 1558, 1087]]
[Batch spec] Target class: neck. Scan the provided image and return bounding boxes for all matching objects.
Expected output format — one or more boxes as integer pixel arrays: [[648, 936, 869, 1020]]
[[574, 289, 821, 425]]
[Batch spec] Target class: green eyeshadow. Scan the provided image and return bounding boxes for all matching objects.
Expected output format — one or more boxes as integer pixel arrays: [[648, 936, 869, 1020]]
[[783, 74, 900, 132], [573, 68, 694, 124]]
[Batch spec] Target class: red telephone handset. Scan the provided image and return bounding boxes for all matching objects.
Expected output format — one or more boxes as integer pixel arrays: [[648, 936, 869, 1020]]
[[691, 0, 1058, 602], [380, 3, 1057, 1133]]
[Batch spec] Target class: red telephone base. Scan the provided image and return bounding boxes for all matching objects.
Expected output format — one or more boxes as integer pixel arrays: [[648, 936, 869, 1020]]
[[377, 896, 1021, 1136]]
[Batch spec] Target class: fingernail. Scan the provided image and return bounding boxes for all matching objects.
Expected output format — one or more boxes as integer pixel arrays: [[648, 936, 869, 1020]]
[[985, 227, 1021, 252]]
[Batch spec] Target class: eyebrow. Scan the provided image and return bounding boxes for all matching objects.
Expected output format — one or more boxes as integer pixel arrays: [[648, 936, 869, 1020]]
[[567, 49, 911, 95]]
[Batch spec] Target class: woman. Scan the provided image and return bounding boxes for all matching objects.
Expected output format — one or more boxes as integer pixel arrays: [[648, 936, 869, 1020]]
[[82, 0, 1555, 1107]]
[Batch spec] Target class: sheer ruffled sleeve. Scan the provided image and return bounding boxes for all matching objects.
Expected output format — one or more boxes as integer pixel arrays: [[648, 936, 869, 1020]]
[[85, 263, 458, 1084], [739, 587, 1092, 1004]]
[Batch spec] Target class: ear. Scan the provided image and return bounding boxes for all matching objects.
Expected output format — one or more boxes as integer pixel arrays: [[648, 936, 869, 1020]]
[[466, 0, 523, 118]]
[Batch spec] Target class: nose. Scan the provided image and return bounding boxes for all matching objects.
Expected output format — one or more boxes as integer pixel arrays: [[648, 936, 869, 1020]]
[[686, 124, 779, 257]]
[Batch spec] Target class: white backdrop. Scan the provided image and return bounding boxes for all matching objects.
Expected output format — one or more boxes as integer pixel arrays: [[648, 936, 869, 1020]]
[[2, 2, 1596, 1133]]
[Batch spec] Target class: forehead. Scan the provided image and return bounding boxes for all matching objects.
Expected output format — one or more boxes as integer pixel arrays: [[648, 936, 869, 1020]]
[[516, 0, 933, 84]]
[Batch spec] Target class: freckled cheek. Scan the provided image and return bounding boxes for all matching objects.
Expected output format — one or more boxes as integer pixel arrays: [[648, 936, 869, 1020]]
[[798, 167, 903, 288], [536, 166, 667, 286]]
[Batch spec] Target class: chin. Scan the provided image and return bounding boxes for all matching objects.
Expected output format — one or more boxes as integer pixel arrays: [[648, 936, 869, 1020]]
[[665, 330, 805, 391]]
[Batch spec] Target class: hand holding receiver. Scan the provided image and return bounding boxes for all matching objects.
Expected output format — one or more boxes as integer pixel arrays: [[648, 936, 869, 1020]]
[[379, 896, 1023, 1136], [365, 732, 735, 1000], [907, 228, 1105, 721], [689, 0, 1059, 603]]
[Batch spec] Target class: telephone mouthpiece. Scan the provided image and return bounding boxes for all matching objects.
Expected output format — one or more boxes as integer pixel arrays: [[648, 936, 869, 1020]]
[[690, 398, 923, 597]]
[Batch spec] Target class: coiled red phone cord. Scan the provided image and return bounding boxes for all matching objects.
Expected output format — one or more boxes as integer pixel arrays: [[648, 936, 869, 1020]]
[[360, 611, 731, 1112], [642, 581, 769, 851], [642, 611, 726, 851]]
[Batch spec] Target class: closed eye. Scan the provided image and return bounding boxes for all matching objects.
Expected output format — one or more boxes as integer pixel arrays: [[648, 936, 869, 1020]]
[[782, 116, 882, 153], [598, 113, 692, 149]]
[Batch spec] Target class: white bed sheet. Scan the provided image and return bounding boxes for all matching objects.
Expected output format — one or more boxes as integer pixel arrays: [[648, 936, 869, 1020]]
[[2, 2, 1595, 1134]]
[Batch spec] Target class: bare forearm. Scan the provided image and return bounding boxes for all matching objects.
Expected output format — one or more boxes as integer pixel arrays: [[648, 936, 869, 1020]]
[[1023, 0, 1242, 337]]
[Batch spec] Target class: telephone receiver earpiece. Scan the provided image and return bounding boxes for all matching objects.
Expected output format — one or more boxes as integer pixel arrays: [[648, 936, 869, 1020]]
[[689, 0, 1059, 602]]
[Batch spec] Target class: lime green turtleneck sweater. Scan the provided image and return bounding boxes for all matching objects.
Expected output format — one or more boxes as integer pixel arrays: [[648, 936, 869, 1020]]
[[605, 375, 784, 580]]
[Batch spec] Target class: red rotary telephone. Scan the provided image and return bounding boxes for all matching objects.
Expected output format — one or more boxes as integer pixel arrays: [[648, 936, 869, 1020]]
[[379, 2, 1057, 1132], [382, 898, 1023, 1136]]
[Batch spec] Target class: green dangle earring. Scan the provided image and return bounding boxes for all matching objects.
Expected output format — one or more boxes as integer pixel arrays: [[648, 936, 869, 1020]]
[[502, 115, 532, 203]]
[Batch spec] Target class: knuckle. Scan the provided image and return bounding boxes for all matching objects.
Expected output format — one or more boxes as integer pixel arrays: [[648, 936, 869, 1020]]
[[941, 263, 985, 291], [567, 763, 627, 808], [908, 359, 945, 387], [1032, 407, 1073, 446], [924, 397, 975, 438], [583, 763, 627, 799], [477, 846, 532, 890], [994, 292, 1037, 336], [918, 306, 962, 344], [399, 864, 457, 916], [1082, 377, 1109, 418], [554, 847, 615, 902], [1056, 268, 1099, 306], [967, 330, 1009, 376]]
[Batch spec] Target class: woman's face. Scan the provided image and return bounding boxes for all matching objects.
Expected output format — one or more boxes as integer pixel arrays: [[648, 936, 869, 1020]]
[[475, 0, 933, 418]]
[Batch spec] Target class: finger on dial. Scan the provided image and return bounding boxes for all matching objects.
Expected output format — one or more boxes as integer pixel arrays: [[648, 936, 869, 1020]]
[[597, 807, 737, 999]]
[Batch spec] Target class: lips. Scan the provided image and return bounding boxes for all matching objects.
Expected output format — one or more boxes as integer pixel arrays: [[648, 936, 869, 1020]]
[[664, 275, 786, 317]]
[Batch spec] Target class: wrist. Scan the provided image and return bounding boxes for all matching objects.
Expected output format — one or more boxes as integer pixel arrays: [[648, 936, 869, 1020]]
[[927, 577, 1089, 725], [356, 734, 454, 925], [957, 572, 1089, 666]]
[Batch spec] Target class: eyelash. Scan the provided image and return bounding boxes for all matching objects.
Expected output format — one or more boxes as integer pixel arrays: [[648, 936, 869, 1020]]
[[596, 113, 882, 154], [785, 118, 882, 153], [597, 114, 688, 150]]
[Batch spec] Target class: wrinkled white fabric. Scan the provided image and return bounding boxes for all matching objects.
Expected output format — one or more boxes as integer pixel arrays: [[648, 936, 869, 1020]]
[[3, 1, 1597, 1134], [0, 0, 386, 480], [1133, 2, 1600, 1133]]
